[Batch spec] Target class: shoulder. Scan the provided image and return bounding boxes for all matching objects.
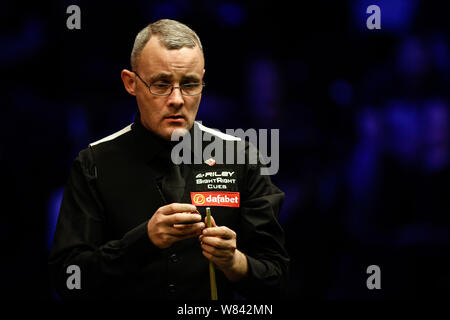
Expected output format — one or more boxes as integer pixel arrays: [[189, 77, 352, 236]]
[[194, 121, 255, 162], [194, 121, 241, 142], [192, 121, 265, 171], [75, 123, 134, 168], [89, 123, 134, 148], [88, 123, 134, 155]]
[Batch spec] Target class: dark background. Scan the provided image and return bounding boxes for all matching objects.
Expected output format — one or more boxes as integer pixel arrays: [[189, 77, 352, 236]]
[[1, 0, 449, 299]]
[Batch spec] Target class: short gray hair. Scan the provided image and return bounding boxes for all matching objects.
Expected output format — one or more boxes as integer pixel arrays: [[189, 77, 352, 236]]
[[130, 19, 203, 71]]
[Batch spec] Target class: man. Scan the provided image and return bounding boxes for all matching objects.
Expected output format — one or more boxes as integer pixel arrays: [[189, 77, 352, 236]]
[[49, 19, 289, 299]]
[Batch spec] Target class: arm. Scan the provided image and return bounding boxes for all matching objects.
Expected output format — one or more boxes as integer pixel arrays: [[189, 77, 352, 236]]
[[200, 161, 290, 299], [49, 148, 205, 299], [48, 148, 157, 299], [234, 162, 290, 299], [200, 216, 248, 282]]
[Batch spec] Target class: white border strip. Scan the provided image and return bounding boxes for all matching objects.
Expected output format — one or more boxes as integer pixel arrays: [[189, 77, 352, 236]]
[[195, 121, 241, 141], [89, 124, 133, 146]]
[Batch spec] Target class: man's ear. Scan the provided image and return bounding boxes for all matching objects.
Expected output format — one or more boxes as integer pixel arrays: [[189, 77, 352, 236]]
[[121, 69, 136, 96]]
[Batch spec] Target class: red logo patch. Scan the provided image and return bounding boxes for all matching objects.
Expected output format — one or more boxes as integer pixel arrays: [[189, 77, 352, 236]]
[[191, 192, 240, 207], [204, 158, 216, 166]]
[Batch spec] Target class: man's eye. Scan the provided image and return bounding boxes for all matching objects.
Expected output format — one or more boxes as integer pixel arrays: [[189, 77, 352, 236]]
[[153, 83, 171, 88], [182, 83, 201, 88]]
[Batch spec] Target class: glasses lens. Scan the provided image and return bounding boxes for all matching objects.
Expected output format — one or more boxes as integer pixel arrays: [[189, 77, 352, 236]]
[[150, 83, 172, 95], [181, 83, 203, 95]]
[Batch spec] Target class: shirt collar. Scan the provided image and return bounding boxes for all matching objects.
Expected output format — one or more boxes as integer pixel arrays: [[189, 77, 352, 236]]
[[131, 111, 200, 163]]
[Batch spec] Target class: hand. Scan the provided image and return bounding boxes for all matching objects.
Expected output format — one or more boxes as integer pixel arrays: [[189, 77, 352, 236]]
[[147, 203, 205, 249], [199, 216, 248, 282]]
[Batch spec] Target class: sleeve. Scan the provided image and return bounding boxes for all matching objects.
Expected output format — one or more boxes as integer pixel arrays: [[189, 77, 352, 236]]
[[48, 147, 159, 299], [234, 154, 290, 299]]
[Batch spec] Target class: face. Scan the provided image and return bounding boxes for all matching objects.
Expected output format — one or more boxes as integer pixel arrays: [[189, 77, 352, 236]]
[[122, 36, 205, 140]]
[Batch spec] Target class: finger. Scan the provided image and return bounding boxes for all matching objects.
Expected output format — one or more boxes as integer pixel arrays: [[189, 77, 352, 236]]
[[166, 212, 202, 225], [159, 203, 198, 215], [173, 212, 203, 225], [201, 235, 235, 250], [210, 215, 217, 227], [202, 226, 235, 239], [169, 228, 203, 240], [173, 221, 205, 231], [202, 250, 214, 262], [170, 223, 204, 237], [201, 242, 230, 258], [167, 224, 202, 238], [204, 215, 217, 228]]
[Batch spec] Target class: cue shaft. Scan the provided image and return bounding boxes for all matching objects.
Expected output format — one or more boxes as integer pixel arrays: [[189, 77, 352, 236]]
[[206, 207, 218, 300]]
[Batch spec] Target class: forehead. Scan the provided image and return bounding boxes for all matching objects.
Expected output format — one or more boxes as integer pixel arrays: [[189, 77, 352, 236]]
[[138, 36, 204, 77]]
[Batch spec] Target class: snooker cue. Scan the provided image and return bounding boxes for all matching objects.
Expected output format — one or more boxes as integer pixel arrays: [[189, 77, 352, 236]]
[[206, 207, 218, 300]]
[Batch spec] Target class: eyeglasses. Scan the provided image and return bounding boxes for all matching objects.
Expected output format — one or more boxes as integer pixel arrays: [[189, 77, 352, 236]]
[[134, 71, 205, 96]]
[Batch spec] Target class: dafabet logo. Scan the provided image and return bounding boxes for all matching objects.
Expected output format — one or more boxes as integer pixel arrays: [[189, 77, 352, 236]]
[[192, 193, 206, 205], [191, 192, 240, 208]]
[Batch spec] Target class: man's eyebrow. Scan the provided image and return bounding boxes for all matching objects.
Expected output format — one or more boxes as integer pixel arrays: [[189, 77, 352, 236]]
[[149, 73, 173, 82], [181, 74, 202, 82], [148, 73, 202, 82]]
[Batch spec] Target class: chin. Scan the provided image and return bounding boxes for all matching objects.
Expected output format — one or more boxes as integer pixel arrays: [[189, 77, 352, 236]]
[[156, 128, 183, 141], [170, 128, 189, 140]]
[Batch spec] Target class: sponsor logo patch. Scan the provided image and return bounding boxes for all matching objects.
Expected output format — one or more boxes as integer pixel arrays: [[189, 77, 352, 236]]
[[196, 171, 235, 178], [191, 191, 240, 207], [204, 158, 216, 166]]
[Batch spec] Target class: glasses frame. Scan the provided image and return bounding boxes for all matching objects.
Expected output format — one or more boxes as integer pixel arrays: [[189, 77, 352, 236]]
[[133, 71, 205, 96]]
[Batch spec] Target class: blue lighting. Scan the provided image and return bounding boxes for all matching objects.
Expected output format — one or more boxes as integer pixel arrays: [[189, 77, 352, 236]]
[[0, 18, 43, 64], [152, 2, 182, 20], [353, 0, 418, 33], [396, 36, 426, 76], [47, 187, 64, 251], [218, 2, 245, 27], [329, 80, 353, 106], [67, 105, 88, 143], [278, 184, 301, 226], [429, 33, 450, 70], [156, 4, 177, 19]]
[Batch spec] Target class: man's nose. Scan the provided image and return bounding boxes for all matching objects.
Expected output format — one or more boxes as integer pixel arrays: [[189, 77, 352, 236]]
[[167, 86, 184, 108]]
